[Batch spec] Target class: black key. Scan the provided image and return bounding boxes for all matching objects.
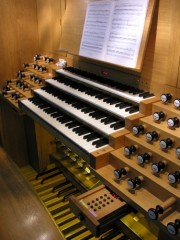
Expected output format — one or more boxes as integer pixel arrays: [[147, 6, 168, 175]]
[[51, 112, 64, 118], [81, 107, 96, 114], [139, 91, 149, 97], [65, 121, 80, 129], [77, 129, 92, 136], [110, 121, 125, 130], [129, 106, 139, 113], [83, 133, 100, 142], [116, 102, 132, 109], [143, 93, 154, 99], [102, 117, 116, 125], [92, 138, 108, 147], [72, 125, 86, 133]]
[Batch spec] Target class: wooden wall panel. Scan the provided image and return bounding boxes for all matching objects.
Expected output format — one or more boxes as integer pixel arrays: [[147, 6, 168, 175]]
[[0, 0, 38, 87], [140, 0, 179, 95], [60, 0, 87, 54], [36, 0, 64, 55]]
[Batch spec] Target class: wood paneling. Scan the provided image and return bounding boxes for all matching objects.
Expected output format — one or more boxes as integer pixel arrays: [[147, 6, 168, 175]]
[[0, 0, 38, 86], [140, 0, 180, 94], [60, 0, 87, 54], [36, 0, 63, 54]]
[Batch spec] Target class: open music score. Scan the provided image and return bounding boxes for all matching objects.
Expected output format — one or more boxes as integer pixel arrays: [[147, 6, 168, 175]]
[[79, 0, 156, 70]]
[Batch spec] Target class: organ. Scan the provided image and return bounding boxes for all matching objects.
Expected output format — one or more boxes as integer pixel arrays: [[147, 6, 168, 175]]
[[0, 0, 180, 239]]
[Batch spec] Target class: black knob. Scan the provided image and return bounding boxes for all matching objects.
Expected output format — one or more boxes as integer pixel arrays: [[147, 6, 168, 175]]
[[151, 161, 166, 173], [2, 86, 10, 92], [167, 117, 179, 128], [39, 66, 47, 72], [34, 54, 41, 60], [22, 63, 29, 68], [124, 145, 137, 156], [168, 171, 180, 184], [6, 80, 12, 85], [167, 219, 180, 235], [153, 111, 165, 121], [174, 99, 180, 108], [148, 205, 164, 220], [114, 167, 129, 179], [32, 63, 38, 69], [16, 80, 23, 87], [11, 93, 20, 100], [35, 64, 41, 70], [160, 138, 173, 149], [47, 57, 54, 63], [176, 147, 180, 158], [127, 176, 143, 189], [146, 131, 159, 142], [21, 83, 28, 90], [137, 152, 151, 164], [132, 125, 145, 135], [161, 93, 172, 103]]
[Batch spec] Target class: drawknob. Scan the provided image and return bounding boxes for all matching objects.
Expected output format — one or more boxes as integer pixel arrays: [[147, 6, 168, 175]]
[[39, 66, 47, 72], [146, 131, 159, 142], [174, 99, 180, 108], [153, 111, 165, 121], [148, 197, 176, 220], [160, 138, 173, 149], [127, 176, 144, 189], [132, 124, 145, 135], [124, 145, 138, 156], [167, 219, 180, 235], [167, 117, 179, 128], [114, 167, 130, 179], [34, 54, 41, 61], [176, 147, 180, 158], [137, 152, 151, 164], [22, 63, 29, 68], [161, 93, 172, 103], [151, 161, 167, 173], [168, 171, 180, 184]]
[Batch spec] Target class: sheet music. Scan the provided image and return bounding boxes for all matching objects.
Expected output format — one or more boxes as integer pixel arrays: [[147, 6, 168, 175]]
[[79, 1, 114, 60], [79, 0, 149, 69]]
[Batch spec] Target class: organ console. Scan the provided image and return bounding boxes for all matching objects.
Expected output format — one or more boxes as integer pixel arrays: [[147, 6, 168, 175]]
[[0, 32, 180, 240]]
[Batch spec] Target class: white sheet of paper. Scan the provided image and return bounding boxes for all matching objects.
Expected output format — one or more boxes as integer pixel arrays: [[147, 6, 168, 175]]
[[79, 0, 149, 68]]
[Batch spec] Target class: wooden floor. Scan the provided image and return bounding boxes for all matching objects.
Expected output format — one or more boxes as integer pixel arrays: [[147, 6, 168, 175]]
[[0, 147, 64, 240]]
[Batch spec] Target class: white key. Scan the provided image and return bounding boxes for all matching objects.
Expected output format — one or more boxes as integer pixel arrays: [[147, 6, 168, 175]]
[[34, 88, 123, 135], [57, 69, 155, 103], [20, 99, 108, 153], [46, 79, 137, 118]]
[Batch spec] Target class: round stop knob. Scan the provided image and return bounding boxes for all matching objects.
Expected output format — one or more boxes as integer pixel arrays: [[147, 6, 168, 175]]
[[132, 125, 145, 135], [167, 117, 179, 128], [124, 145, 137, 156], [168, 171, 180, 184], [160, 138, 173, 149], [161, 93, 172, 103], [153, 111, 165, 121], [151, 161, 166, 173]]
